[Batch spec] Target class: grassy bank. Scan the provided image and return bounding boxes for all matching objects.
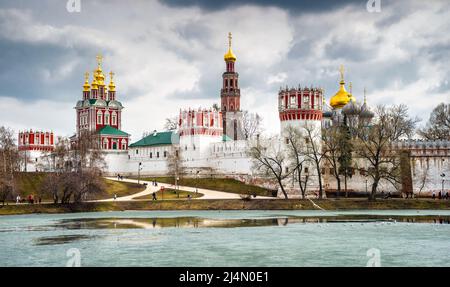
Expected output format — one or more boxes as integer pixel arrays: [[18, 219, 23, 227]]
[[140, 177, 274, 197], [10, 172, 145, 201], [1, 198, 449, 216]]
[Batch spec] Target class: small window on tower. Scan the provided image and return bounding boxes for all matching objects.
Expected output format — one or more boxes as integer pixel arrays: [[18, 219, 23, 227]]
[[157, 152, 160, 158]]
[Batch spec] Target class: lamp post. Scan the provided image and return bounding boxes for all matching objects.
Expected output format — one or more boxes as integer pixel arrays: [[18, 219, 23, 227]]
[[138, 162, 142, 184]]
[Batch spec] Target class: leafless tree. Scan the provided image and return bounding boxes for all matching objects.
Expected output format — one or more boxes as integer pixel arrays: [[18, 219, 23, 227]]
[[284, 125, 310, 199], [167, 146, 185, 188], [248, 136, 290, 199], [164, 116, 179, 131], [302, 123, 325, 199], [242, 111, 263, 140], [352, 104, 418, 200], [418, 103, 450, 141], [0, 126, 20, 205], [41, 132, 106, 204], [416, 161, 431, 197]]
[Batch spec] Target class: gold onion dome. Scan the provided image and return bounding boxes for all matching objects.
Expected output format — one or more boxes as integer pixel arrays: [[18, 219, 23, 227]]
[[94, 54, 105, 85], [83, 72, 90, 91], [91, 69, 99, 90], [108, 71, 116, 92], [330, 65, 351, 109], [224, 32, 237, 62]]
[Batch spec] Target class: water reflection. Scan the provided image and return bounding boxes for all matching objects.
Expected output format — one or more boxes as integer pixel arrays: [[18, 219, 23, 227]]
[[34, 234, 97, 246], [48, 215, 450, 230]]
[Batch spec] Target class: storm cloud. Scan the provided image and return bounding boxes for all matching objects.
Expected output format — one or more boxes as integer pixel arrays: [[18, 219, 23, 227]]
[[0, 0, 449, 141]]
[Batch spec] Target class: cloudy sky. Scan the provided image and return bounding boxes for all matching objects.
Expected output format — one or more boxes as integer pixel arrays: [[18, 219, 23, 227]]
[[0, 0, 449, 142]]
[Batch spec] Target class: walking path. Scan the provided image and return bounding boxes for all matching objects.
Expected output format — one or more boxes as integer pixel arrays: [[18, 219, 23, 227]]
[[96, 177, 273, 202]]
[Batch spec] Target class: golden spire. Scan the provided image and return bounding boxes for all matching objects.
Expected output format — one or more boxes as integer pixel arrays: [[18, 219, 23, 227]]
[[96, 54, 103, 69], [224, 32, 237, 62], [339, 64, 345, 83], [83, 72, 90, 91], [349, 82, 352, 94], [108, 71, 116, 92]]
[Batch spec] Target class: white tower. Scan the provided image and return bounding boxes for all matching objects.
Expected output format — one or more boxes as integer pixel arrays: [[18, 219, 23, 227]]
[[278, 86, 324, 193]]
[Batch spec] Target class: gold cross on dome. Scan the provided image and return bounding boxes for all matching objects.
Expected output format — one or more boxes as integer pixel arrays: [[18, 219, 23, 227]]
[[109, 71, 115, 80], [84, 72, 89, 81], [228, 32, 232, 48], [96, 54, 103, 67], [339, 65, 345, 81]]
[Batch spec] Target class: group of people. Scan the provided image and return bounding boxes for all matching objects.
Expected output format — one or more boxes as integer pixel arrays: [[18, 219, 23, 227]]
[[16, 194, 42, 204], [116, 174, 124, 181], [432, 191, 449, 200]]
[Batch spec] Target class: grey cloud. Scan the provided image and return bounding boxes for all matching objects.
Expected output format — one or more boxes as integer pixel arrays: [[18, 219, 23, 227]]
[[160, 0, 364, 14]]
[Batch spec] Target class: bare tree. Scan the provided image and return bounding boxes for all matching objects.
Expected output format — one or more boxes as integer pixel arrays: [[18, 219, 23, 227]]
[[212, 103, 220, 111], [167, 146, 185, 188], [242, 111, 263, 140], [0, 126, 20, 205], [322, 125, 353, 197], [416, 161, 431, 197], [248, 136, 290, 199], [41, 132, 106, 204], [418, 103, 450, 140], [302, 123, 325, 199], [352, 104, 418, 201], [164, 117, 179, 131], [284, 125, 310, 199]]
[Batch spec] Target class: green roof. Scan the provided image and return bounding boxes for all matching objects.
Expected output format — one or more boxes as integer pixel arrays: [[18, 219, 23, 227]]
[[129, 131, 175, 147], [222, 135, 232, 142], [98, 126, 129, 137]]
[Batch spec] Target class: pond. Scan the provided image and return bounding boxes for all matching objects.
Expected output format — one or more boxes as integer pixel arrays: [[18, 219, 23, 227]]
[[0, 210, 449, 266]]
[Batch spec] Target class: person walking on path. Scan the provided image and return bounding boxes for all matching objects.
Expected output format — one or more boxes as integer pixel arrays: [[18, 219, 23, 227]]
[[114, 194, 117, 200], [16, 195, 21, 204], [152, 192, 157, 201], [432, 191, 436, 200]]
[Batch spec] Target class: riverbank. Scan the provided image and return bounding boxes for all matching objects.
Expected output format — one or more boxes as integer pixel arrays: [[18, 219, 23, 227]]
[[1, 198, 449, 215]]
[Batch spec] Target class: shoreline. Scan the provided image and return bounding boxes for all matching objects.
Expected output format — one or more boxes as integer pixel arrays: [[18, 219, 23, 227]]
[[1, 198, 449, 216]]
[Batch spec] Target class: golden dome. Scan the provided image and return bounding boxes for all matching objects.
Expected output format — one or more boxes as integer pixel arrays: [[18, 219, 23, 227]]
[[224, 32, 237, 62], [91, 70, 99, 90], [83, 72, 90, 92], [330, 80, 351, 109], [330, 65, 351, 109], [94, 54, 105, 86], [108, 71, 116, 92]]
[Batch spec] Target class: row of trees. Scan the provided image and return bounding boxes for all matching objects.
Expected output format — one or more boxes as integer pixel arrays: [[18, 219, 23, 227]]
[[0, 127, 106, 204], [249, 104, 419, 201], [39, 132, 106, 204]]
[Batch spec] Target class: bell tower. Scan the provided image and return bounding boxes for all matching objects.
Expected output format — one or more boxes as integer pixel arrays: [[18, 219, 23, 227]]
[[221, 32, 243, 140]]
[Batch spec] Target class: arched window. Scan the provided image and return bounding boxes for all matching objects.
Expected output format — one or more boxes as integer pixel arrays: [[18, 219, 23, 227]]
[[105, 113, 110, 125], [112, 112, 117, 126], [97, 111, 103, 125]]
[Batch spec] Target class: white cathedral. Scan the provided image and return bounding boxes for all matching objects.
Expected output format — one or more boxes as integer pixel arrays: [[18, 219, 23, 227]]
[[20, 34, 450, 197]]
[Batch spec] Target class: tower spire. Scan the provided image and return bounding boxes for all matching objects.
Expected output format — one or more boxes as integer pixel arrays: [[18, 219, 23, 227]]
[[224, 32, 237, 62], [96, 54, 103, 69], [339, 64, 345, 83]]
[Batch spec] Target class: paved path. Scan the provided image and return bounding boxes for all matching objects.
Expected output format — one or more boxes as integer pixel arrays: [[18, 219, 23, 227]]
[[97, 177, 273, 202]]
